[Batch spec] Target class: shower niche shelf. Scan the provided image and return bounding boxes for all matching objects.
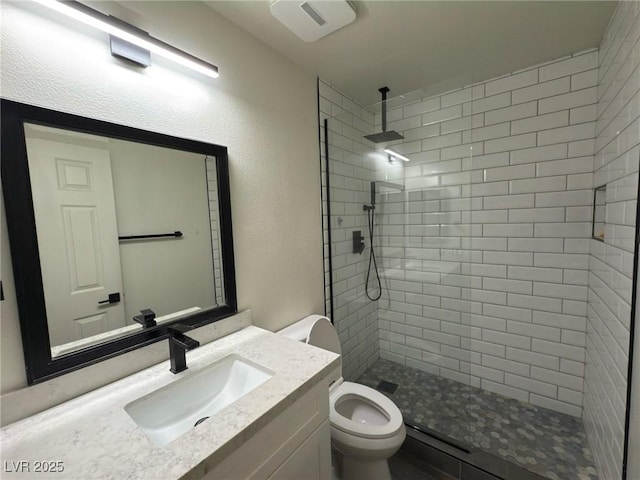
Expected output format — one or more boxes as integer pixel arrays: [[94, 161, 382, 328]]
[[592, 184, 606, 242]]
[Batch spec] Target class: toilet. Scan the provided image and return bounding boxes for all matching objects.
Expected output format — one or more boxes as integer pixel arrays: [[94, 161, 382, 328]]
[[278, 315, 406, 480]]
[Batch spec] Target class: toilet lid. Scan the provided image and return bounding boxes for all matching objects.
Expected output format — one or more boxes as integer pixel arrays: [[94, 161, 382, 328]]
[[307, 317, 342, 356], [330, 381, 404, 439]]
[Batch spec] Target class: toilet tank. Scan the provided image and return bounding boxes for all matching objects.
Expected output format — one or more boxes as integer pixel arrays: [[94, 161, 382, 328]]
[[277, 314, 327, 342], [278, 315, 342, 384]]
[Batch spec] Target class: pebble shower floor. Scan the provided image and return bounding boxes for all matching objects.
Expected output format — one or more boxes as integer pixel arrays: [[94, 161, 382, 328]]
[[358, 359, 599, 480]]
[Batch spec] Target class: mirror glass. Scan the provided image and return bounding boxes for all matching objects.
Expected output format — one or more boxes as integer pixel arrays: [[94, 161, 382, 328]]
[[23, 123, 226, 357]]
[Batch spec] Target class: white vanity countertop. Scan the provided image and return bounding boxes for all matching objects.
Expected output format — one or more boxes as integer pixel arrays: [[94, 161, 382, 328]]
[[0, 326, 340, 480]]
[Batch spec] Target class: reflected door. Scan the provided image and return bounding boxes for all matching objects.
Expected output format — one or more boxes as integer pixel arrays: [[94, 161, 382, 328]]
[[26, 137, 126, 346]]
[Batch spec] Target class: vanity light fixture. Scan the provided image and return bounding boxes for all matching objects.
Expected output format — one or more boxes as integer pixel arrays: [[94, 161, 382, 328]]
[[384, 148, 410, 162], [34, 0, 219, 79]]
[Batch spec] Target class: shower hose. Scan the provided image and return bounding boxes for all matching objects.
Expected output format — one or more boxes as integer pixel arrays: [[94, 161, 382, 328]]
[[365, 206, 382, 301]]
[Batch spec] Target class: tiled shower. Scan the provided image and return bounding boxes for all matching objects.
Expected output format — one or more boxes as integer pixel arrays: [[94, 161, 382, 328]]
[[319, 2, 640, 479]]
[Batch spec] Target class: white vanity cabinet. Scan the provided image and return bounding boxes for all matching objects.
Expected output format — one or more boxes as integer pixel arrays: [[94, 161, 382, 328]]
[[200, 379, 333, 480]]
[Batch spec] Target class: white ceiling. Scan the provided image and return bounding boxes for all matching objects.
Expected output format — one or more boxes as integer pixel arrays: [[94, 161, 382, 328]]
[[205, 1, 616, 108]]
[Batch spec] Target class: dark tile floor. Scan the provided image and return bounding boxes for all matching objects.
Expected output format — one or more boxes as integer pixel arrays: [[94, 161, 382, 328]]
[[358, 359, 599, 480]]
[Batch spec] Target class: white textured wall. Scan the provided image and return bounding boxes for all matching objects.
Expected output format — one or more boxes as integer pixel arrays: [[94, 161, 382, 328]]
[[584, 3, 640, 479], [0, 0, 323, 394]]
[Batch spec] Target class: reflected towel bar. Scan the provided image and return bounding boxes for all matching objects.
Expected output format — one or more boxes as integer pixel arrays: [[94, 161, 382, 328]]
[[119, 231, 183, 241]]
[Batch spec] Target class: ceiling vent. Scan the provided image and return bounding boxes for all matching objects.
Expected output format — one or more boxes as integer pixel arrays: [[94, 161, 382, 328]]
[[270, 0, 356, 42]]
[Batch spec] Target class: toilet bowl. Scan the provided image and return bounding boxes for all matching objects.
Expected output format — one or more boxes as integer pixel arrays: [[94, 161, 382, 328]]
[[278, 315, 406, 480]]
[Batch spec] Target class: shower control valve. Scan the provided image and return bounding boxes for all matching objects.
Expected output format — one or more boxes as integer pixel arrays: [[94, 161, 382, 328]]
[[352, 230, 365, 255]]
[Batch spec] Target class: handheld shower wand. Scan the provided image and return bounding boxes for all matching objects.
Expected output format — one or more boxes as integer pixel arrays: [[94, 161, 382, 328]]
[[364, 182, 381, 301], [364, 199, 382, 301], [363, 181, 405, 301]]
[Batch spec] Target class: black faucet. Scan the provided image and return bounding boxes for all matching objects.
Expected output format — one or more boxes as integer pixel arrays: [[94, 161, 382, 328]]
[[167, 324, 200, 374]]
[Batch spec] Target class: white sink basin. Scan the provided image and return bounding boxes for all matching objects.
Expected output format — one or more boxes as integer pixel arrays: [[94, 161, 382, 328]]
[[125, 354, 274, 447]]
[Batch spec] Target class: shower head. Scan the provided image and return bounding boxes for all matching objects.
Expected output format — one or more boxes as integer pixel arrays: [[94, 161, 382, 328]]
[[364, 130, 404, 143], [364, 87, 404, 144]]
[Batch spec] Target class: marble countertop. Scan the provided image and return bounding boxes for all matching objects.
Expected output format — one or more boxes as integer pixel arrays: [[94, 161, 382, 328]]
[[0, 326, 340, 480]]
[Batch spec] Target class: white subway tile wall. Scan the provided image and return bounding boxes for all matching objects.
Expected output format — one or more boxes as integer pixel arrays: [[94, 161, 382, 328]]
[[584, 3, 640, 480], [366, 48, 599, 419], [319, 80, 379, 380]]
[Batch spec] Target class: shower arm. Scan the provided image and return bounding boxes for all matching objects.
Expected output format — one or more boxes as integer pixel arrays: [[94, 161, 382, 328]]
[[363, 86, 404, 143], [379, 87, 389, 133]]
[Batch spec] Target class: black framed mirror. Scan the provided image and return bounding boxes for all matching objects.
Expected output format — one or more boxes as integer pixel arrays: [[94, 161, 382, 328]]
[[1, 99, 237, 384]]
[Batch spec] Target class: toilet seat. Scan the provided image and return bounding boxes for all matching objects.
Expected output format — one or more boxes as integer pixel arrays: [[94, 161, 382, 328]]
[[330, 381, 404, 440]]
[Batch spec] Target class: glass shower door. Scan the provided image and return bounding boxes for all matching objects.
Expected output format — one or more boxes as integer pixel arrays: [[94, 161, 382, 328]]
[[319, 78, 475, 450]]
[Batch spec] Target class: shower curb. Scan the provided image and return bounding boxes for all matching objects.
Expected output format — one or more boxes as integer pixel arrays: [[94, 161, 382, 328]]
[[403, 426, 548, 480]]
